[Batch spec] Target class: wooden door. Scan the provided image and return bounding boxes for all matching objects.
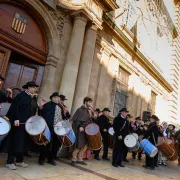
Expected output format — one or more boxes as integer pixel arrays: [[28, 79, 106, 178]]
[[0, 46, 11, 88], [3, 62, 44, 98]]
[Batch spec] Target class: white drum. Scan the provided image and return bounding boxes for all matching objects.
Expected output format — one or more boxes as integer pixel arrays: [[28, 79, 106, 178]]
[[132, 133, 138, 140], [0, 116, 11, 142], [124, 134, 137, 148], [108, 127, 114, 136], [25, 116, 46, 136], [54, 121, 71, 136], [0, 103, 11, 116], [25, 115, 51, 145], [54, 121, 76, 147]]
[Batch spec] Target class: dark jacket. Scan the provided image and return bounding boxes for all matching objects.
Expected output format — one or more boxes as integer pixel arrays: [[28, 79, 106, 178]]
[[113, 115, 129, 152], [40, 101, 65, 148], [97, 114, 110, 137], [71, 105, 92, 149], [134, 122, 144, 136], [0, 89, 12, 103], [41, 101, 56, 133], [144, 121, 159, 145], [0, 91, 38, 153]]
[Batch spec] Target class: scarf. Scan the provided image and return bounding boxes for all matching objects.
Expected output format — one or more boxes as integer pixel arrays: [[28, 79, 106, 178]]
[[54, 105, 63, 125], [25, 89, 36, 98]]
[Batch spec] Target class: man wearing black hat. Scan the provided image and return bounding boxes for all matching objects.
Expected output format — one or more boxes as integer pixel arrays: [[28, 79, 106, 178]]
[[39, 92, 69, 166], [143, 115, 159, 170], [71, 97, 93, 166], [0, 74, 12, 103], [94, 108, 111, 160], [59, 94, 70, 120], [112, 108, 129, 167], [1, 81, 39, 170], [132, 117, 144, 160]]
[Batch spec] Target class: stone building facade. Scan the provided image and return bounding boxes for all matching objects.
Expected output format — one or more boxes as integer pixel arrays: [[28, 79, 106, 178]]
[[0, 0, 179, 122]]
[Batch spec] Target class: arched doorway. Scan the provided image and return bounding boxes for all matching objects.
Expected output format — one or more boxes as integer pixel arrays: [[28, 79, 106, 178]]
[[0, 2, 47, 96]]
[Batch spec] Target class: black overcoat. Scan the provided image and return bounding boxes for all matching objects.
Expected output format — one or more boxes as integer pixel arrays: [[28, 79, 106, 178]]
[[97, 114, 110, 138], [144, 122, 158, 145], [0, 91, 38, 153], [113, 115, 129, 153], [40, 101, 64, 148]]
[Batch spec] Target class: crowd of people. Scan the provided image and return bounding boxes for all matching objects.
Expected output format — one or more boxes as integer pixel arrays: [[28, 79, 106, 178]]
[[0, 75, 180, 172]]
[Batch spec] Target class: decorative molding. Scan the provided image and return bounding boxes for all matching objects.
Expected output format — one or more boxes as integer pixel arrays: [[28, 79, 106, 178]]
[[74, 13, 88, 24], [57, 0, 103, 29], [46, 55, 58, 67], [88, 24, 98, 31], [44, 5, 66, 40]]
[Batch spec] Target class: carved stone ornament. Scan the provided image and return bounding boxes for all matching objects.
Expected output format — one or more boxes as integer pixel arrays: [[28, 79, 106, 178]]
[[43, 4, 66, 40]]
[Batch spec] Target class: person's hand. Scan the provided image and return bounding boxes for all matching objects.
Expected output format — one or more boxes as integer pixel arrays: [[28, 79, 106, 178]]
[[79, 127, 84, 132], [118, 135, 122, 140], [6, 88, 13, 98], [103, 129, 107, 132], [63, 107, 68, 114], [140, 127, 143, 130], [14, 120, 20, 126]]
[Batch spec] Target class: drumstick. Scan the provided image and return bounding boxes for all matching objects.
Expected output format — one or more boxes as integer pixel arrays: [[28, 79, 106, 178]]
[[13, 122, 32, 125], [54, 125, 69, 128]]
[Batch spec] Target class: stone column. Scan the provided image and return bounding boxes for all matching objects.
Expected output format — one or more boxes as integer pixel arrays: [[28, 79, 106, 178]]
[[55, 17, 72, 90], [59, 15, 87, 110], [39, 55, 58, 101], [95, 50, 111, 109], [71, 24, 98, 114]]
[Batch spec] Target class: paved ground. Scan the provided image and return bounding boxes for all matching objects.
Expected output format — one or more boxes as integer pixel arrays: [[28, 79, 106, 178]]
[[0, 152, 180, 180]]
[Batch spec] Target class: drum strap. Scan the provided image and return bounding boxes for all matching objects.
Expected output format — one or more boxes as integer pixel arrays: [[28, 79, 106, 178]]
[[152, 133, 157, 147], [120, 120, 126, 132]]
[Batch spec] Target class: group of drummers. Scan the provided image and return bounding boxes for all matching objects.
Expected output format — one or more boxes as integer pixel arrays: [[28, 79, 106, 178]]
[[0, 76, 180, 171]]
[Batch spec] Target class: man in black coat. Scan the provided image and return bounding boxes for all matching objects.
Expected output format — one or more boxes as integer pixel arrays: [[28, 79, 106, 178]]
[[2, 81, 39, 170], [0, 74, 12, 103], [132, 117, 144, 160], [95, 108, 111, 160], [112, 108, 129, 167], [39, 92, 69, 166], [143, 115, 159, 170]]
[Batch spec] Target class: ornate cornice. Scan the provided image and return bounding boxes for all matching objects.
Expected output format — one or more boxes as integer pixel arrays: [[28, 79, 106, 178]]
[[46, 55, 58, 67], [56, 0, 103, 29]]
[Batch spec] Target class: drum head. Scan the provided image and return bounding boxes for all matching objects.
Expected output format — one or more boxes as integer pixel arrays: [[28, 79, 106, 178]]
[[25, 116, 46, 136], [0, 117, 10, 135], [124, 135, 137, 148], [54, 121, 71, 136], [108, 127, 114, 136], [132, 133, 138, 140], [150, 148, 158, 158], [85, 123, 99, 135], [0, 103, 11, 116]]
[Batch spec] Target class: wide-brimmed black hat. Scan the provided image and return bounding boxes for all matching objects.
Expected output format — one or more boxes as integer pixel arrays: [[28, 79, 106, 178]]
[[102, 108, 111, 112], [119, 108, 129, 113], [50, 92, 60, 99], [135, 116, 142, 120], [168, 124, 176, 130], [22, 81, 39, 89], [95, 108, 101, 113], [60, 94, 67, 101], [0, 74, 5, 81], [150, 115, 159, 121]]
